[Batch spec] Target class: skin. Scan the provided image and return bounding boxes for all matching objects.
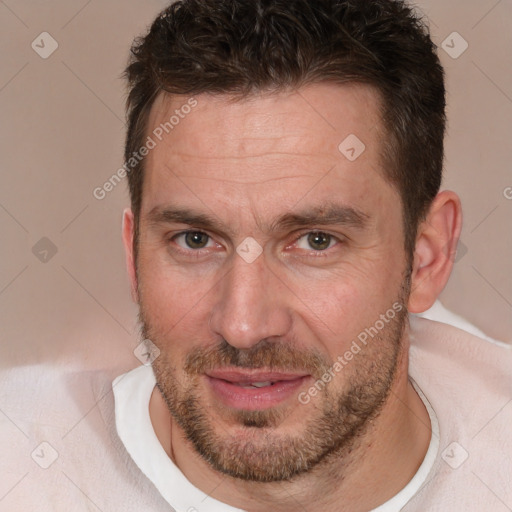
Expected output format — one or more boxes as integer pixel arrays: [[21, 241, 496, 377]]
[[122, 82, 462, 512]]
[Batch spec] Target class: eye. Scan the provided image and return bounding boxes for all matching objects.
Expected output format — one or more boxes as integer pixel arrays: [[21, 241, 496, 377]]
[[172, 230, 215, 250], [294, 231, 339, 252]]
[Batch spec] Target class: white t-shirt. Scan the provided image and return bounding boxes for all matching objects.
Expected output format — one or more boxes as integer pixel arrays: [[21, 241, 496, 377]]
[[0, 315, 510, 511], [113, 364, 440, 512]]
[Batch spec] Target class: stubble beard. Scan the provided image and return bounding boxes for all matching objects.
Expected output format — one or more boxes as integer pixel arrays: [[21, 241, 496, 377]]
[[140, 283, 410, 483]]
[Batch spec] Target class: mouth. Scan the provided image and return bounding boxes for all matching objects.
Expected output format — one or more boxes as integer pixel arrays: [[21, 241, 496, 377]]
[[204, 369, 312, 410]]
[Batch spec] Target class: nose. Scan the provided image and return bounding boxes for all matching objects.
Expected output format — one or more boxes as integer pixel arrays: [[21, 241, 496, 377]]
[[208, 251, 292, 350]]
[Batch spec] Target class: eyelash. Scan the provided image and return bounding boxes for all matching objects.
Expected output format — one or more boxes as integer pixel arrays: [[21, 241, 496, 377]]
[[168, 229, 343, 258]]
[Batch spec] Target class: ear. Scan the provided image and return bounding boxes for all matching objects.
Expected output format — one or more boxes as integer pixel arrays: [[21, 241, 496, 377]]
[[122, 207, 139, 303], [408, 190, 463, 313]]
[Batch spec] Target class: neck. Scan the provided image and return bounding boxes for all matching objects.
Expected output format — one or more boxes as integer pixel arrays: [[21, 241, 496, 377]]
[[149, 334, 432, 512]]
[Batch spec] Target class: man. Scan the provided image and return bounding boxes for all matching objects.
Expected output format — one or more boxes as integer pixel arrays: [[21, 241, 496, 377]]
[[111, 0, 512, 510], [5, 0, 505, 511], [0, 1, 509, 510]]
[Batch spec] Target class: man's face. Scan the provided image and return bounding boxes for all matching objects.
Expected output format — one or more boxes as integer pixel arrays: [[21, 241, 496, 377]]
[[134, 83, 411, 482]]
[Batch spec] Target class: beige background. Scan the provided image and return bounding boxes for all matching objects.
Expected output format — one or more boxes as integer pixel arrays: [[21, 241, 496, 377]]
[[1, 0, 511, 373]]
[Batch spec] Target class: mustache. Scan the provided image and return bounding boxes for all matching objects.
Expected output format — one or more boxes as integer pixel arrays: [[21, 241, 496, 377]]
[[183, 338, 331, 379]]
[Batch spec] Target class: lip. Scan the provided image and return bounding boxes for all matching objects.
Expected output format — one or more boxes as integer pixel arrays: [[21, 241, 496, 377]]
[[205, 369, 310, 384], [205, 369, 311, 411]]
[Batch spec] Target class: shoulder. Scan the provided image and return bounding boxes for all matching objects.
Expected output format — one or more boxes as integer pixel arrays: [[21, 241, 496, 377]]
[[0, 364, 172, 511], [408, 315, 511, 394], [405, 317, 512, 511]]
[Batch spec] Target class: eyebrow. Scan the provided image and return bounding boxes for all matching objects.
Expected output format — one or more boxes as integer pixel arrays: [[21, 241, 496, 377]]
[[146, 201, 370, 234]]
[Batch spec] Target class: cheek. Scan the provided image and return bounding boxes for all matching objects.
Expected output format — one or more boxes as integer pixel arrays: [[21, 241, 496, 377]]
[[138, 257, 214, 341], [293, 259, 404, 345], [297, 281, 371, 344]]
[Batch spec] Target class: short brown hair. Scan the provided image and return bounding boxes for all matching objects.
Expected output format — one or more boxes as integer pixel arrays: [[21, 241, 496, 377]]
[[123, 0, 446, 259]]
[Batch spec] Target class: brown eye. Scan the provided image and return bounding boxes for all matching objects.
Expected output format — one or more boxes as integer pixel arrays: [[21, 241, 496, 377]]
[[307, 232, 331, 250], [184, 231, 209, 249], [172, 231, 212, 250]]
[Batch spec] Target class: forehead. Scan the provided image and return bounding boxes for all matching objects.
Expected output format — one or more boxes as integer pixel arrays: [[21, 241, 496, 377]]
[[141, 82, 396, 228], [146, 82, 383, 162]]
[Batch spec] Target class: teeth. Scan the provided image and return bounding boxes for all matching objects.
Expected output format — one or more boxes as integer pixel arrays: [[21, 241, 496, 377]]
[[251, 381, 274, 388], [238, 381, 274, 388]]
